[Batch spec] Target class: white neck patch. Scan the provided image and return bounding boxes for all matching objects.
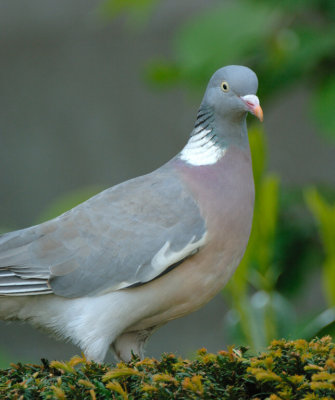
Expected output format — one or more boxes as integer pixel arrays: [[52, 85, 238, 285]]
[[180, 127, 226, 166]]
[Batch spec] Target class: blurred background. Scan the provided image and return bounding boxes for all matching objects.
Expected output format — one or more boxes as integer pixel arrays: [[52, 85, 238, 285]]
[[0, 0, 334, 366]]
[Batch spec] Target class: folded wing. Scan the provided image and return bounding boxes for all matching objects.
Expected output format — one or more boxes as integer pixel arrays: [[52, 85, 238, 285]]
[[0, 167, 207, 298]]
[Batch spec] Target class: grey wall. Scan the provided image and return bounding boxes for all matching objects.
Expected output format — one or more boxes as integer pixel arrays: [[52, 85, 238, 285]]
[[0, 0, 334, 365]]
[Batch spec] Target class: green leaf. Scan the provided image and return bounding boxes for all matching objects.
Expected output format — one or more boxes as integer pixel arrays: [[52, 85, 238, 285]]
[[249, 127, 266, 190], [311, 76, 335, 141], [316, 319, 335, 338], [323, 258, 335, 308], [299, 308, 335, 339], [254, 174, 280, 275], [258, 175, 280, 239], [305, 188, 335, 259], [305, 188, 335, 306]]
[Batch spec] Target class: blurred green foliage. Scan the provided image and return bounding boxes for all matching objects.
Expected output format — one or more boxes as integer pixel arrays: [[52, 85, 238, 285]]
[[305, 188, 335, 307], [224, 128, 335, 351]]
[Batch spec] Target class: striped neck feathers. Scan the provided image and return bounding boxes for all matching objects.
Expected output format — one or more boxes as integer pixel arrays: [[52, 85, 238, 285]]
[[180, 106, 226, 166]]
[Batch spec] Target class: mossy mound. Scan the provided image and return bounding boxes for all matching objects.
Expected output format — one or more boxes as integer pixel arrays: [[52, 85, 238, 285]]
[[0, 337, 334, 399]]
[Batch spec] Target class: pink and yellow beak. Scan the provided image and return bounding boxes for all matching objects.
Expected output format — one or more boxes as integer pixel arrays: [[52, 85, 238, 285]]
[[240, 94, 263, 122]]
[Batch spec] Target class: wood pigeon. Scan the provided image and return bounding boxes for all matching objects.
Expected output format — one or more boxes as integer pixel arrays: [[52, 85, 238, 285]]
[[0, 65, 263, 362]]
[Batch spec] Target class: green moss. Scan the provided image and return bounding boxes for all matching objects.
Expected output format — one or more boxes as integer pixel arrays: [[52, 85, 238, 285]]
[[0, 337, 334, 399]]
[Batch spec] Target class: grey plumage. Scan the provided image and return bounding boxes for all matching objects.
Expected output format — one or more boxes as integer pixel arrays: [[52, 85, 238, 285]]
[[0, 65, 262, 361]]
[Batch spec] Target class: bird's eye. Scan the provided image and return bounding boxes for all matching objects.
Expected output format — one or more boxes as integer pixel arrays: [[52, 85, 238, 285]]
[[220, 81, 229, 92]]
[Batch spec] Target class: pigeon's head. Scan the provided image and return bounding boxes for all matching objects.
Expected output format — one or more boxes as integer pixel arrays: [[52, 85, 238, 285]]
[[202, 65, 263, 122]]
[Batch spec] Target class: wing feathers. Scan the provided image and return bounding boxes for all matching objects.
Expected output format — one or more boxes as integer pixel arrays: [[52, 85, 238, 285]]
[[0, 244, 31, 266], [0, 270, 16, 278], [0, 273, 52, 296], [0, 286, 52, 295], [0, 168, 207, 297]]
